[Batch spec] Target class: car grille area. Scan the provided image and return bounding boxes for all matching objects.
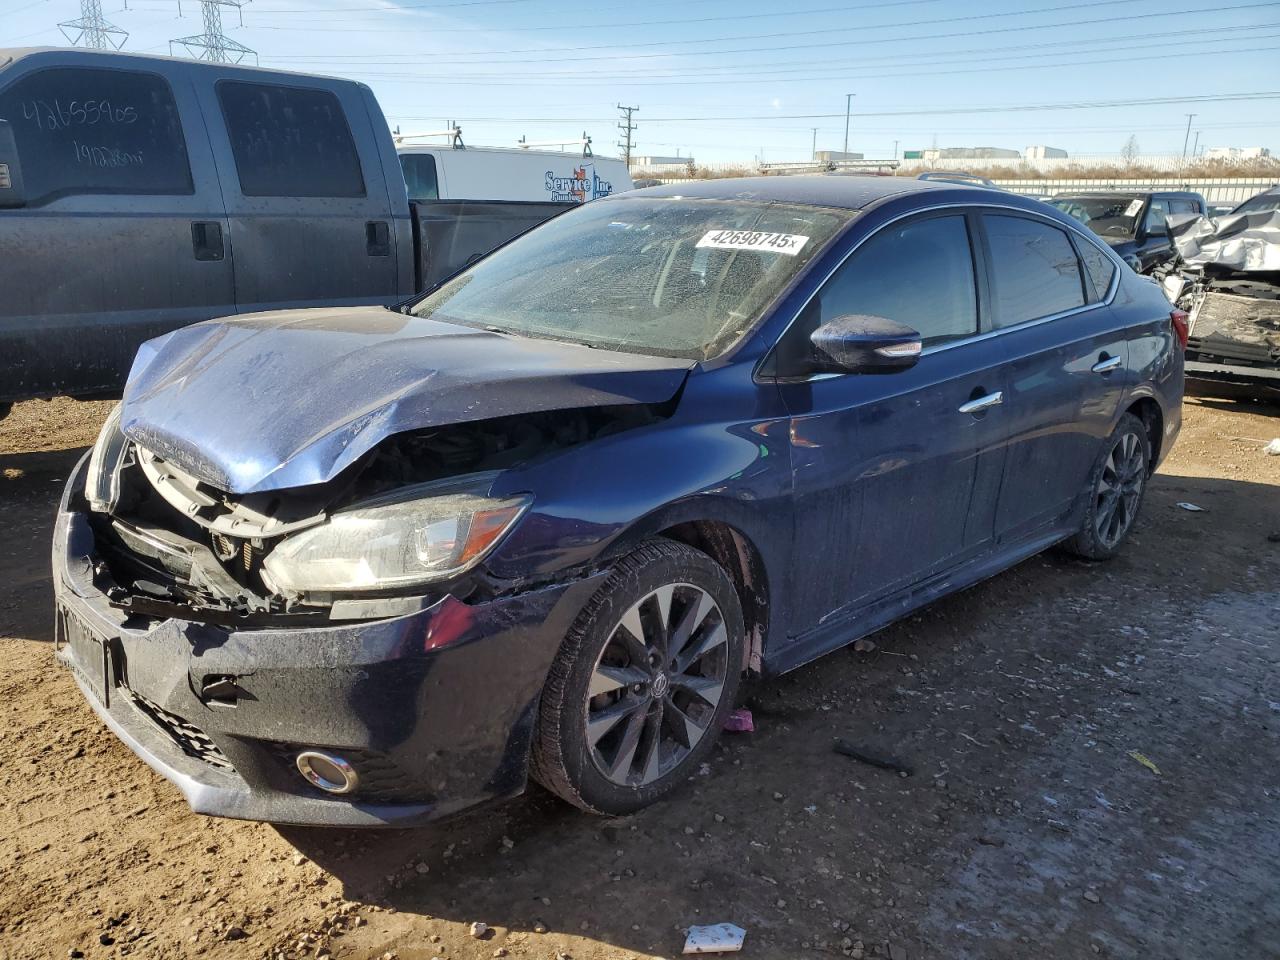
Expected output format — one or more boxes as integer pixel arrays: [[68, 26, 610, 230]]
[[124, 689, 234, 771]]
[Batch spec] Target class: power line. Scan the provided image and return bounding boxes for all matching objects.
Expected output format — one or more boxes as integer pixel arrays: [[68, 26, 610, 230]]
[[58, 0, 129, 49], [617, 104, 639, 166], [384, 91, 1280, 125], [171, 0, 258, 64], [247, 0, 1280, 64], [285, 20, 1279, 75], [217, 0, 944, 29], [323, 40, 1280, 88]]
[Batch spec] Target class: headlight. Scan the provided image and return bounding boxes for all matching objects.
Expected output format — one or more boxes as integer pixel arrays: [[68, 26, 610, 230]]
[[86, 403, 129, 514], [261, 478, 530, 594]]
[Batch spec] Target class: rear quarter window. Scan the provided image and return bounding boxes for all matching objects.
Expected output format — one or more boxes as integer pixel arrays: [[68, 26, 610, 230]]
[[0, 66, 192, 204], [217, 81, 365, 198], [1074, 238, 1117, 302]]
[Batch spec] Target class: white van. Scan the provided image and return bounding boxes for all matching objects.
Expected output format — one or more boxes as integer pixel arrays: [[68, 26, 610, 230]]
[[398, 144, 632, 204]]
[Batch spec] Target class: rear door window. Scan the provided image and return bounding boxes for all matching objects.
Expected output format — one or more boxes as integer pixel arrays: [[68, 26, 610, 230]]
[[217, 81, 364, 198], [1169, 199, 1198, 216], [984, 215, 1086, 328], [0, 66, 192, 204], [400, 153, 439, 201]]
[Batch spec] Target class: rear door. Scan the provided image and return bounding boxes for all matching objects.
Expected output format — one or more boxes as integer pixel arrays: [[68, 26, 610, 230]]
[[774, 209, 1010, 638], [0, 58, 232, 401], [979, 211, 1127, 543], [197, 74, 399, 313]]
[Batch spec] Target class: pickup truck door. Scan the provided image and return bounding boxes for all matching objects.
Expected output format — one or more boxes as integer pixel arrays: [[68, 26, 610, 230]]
[[196, 74, 402, 314], [0, 59, 233, 402]]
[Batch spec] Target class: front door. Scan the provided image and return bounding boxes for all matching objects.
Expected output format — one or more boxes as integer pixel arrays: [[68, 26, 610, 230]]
[[0, 61, 232, 401], [771, 211, 1010, 639], [197, 75, 399, 314]]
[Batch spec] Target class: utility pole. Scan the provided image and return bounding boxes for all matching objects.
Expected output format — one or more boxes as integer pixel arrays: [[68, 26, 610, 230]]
[[617, 104, 639, 168], [1192, 130, 1201, 157], [843, 93, 855, 156], [811, 127, 818, 161], [59, 0, 128, 49], [171, 0, 257, 65], [1181, 113, 1196, 161], [893, 139, 899, 160]]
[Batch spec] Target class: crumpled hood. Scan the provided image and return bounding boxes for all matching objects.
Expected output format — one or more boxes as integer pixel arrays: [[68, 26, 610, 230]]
[[120, 306, 693, 494], [1169, 209, 1280, 272]]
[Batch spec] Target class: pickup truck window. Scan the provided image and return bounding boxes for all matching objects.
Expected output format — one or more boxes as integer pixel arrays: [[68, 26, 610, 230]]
[[410, 196, 852, 360], [400, 153, 439, 201], [985, 214, 1086, 327], [217, 81, 365, 198], [0, 67, 192, 204]]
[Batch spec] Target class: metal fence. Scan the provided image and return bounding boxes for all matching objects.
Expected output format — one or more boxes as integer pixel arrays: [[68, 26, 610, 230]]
[[990, 178, 1274, 204], [636, 168, 1274, 206]]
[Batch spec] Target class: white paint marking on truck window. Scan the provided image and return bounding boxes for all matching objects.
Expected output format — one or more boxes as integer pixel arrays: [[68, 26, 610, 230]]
[[696, 230, 810, 255]]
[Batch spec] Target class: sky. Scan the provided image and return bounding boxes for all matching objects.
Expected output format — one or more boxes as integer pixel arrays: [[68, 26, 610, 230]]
[[3, 0, 1279, 164]]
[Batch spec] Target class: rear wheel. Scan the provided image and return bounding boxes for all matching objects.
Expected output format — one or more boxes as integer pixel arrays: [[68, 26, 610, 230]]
[[1062, 412, 1152, 560], [532, 539, 744, 815]]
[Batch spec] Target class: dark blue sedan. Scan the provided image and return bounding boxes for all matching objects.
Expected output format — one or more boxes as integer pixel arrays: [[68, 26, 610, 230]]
[[54, 176, 1184, 826]]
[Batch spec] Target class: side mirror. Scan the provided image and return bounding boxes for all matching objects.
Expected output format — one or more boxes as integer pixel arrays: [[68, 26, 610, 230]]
[[809, 314, 922, 374], [0, 120, 26, 209]]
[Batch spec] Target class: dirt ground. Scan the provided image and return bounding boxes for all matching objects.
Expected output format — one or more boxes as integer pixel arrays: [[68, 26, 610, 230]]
[[1, 395, 1278, 960]]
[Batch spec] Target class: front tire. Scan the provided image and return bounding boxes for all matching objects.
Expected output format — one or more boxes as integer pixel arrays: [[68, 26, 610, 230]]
[[1062, 412, 1152, 561], [532, 539, 745, 815]]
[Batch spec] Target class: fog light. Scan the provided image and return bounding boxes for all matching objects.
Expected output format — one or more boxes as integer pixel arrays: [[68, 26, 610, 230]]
[[296, 751, 359, 795]]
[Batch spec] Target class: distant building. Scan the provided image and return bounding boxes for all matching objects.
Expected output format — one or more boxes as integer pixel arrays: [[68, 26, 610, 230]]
[[631, 155, 694, 169], [923, 147, 1021, 161], [815, 150, 865, 162], [1204, 146, 1272, 160], [1025, 145, 1068, 160]]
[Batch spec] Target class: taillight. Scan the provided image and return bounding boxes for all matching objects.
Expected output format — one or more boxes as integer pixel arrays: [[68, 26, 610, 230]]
[[1170, 309, 1190, 350]]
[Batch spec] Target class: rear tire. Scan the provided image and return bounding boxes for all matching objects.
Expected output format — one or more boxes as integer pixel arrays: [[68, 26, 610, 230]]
[[1062, 412, 1152, 561], [531, 539, 745, 815]]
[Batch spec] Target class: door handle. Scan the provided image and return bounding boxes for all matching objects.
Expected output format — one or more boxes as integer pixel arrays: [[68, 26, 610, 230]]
[[958, 391, 1003, 415], [190, 221, 223, 262], [366, 220, 390, 257], [1091, 355, 1123, 374]]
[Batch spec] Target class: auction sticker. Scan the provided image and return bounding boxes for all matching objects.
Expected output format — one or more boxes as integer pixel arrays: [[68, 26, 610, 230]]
[[697, 229, 810, 255]]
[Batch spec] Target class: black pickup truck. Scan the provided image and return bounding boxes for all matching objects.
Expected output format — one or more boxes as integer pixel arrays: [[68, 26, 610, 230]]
[[0, 48, 573, 419], [1047, 191, 1207, 274]]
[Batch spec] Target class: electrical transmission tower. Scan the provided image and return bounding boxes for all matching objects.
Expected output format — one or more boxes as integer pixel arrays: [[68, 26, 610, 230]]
[[59, 0, 129, 50], [617, 104, 638, 167], [171, 0, 257, 65]]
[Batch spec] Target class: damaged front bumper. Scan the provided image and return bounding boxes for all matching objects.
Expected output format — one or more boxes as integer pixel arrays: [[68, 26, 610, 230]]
[[53, 455, 604, 827]]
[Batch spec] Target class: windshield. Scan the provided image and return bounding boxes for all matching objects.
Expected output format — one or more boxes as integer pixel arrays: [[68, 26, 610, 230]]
[[408, 196, 853, 359], [1233, 191, 1280, 214], [1048, 196, 1143, 237]]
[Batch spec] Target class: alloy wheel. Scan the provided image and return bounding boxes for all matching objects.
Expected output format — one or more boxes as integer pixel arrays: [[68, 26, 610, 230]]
[[1094, 430, 1146, 549], [584, 583, 729, 787]]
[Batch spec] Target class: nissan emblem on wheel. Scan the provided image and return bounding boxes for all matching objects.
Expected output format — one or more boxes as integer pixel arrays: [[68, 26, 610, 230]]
[[52, 175, 1182, 826]]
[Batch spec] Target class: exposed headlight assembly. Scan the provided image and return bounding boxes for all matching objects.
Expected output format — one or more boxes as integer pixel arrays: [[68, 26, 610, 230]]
[[85, 403, 130, 514], [261, 475, 530, 594]]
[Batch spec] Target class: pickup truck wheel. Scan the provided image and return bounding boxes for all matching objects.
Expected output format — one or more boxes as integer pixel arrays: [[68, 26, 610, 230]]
[[532, 539, 744, 815], [1062, 412, 1152, 561]]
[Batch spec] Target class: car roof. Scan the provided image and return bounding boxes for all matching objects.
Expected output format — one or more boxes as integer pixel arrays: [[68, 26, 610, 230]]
[[633, 175, 986, 210], [0, 46, 351, 86]]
